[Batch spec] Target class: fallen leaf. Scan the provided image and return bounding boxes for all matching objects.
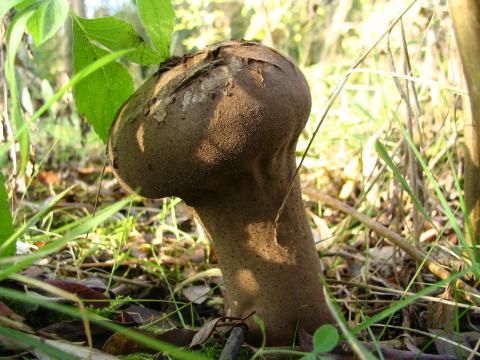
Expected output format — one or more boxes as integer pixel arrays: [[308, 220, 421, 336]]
[[174, 268, 222, 292], [44, 279, 110, 308], [420, 228, 438, 242], [79, 277, 108, 292], [123, 304, 163, 325], [40, 320, 113, 344], [102, 328, 195, 355], [430, 329, 480, 358], [189, 317, 225, 348], [20, 266, 44, 278], [182, 285, 211, 304], [0, 301, 24, 322], [190, 246, 205, 263], [424, 287, 455, 331], [37, 171, 61, 187]]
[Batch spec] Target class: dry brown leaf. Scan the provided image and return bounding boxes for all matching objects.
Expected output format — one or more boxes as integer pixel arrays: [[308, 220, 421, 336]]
[[189, 316, 225, 349], [424, 287, 455, 331], [103, 328, 195, 355], [182, 285, 211, 304], [44, 279, 110, 308]]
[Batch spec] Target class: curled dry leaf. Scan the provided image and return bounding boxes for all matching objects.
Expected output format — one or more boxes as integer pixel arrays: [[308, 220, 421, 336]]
[[189, 316, 226, 349]]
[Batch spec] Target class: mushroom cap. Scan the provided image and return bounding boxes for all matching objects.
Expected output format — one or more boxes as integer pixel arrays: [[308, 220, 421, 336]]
[[108, 40, 311, 199]]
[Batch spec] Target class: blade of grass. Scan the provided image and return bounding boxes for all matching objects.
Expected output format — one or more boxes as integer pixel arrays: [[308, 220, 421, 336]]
[[11, 273, 94, 349], [321, 274, 378, 360], [353, 262, 480, 334], [0, 185, 76, 254], [447, 147, 475, 249], [0, 198, 131, 279], [375, 139, 431, 223], [0, 173, 15, 258], [0, 325, 79, 360], [395, 114, 478, 269], [4, 5, 36, 174]]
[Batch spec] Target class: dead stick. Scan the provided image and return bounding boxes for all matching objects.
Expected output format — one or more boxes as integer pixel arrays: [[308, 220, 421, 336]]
[[305, 190, 480, 304], [219, 325, 247, 360]]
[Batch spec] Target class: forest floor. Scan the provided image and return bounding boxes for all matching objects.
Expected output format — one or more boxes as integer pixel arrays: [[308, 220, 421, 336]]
[[1, 118, 479, 360], [2, 3, 479, 357]]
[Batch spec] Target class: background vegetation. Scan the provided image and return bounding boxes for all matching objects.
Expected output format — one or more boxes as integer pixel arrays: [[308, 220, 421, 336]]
[[1, 0, 479, 359]]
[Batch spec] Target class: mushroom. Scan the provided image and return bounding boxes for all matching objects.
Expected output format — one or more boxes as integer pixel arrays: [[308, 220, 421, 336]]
[[108, 40, 333, 345]]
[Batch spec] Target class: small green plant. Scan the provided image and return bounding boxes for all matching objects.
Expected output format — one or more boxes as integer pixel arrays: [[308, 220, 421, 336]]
[[300, 324, 340, 360], [3, 0, 175, 170], [0, 173, 15, 260], [1, 0, 175, 265]]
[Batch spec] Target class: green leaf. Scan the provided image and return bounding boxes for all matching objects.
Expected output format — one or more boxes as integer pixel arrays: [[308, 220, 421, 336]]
[[0, 49, 133, 159], [72, 15, 134, 142], [0, 0, 33, 19], [375, 139, 432, 223], [313, 324, 339, 354], [27, 0, 69, 45], [75, 16, 162, 65], [300, 354, 317, 360], [0, 173, 15, 258], [5, 6, 36, 175], [136, 0, 175, 57]]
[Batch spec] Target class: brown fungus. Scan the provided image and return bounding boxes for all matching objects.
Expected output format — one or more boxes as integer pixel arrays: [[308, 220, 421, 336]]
[[108, 40, 334, 345]]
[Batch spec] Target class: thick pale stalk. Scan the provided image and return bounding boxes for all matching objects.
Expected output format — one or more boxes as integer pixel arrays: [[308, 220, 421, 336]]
[[449, 1, 480, 245], [188, 154, 332, 345]]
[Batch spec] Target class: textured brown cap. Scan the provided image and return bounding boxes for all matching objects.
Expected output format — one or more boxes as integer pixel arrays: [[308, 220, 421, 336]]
[[108, 41, 311, 200]]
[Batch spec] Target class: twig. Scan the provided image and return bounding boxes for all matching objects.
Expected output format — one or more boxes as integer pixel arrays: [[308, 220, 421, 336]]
[[305, 189, 480, 304], [219, 325, 247, 360], [84, 156, 108, 242]]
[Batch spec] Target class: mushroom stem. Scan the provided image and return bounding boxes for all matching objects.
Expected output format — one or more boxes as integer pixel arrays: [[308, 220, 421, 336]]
[[187, 155, 332, 345]]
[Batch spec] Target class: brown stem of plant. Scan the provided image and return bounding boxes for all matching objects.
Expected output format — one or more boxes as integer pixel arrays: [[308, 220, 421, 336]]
[[448, 1, 480, 247], [305, 189, 480, 305]]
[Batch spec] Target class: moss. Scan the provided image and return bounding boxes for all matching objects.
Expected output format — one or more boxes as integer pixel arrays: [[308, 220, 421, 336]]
[[198, 337, 254, 360], [119, 353, 156, 360]]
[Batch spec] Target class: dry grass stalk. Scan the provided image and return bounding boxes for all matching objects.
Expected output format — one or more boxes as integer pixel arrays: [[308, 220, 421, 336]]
[[305, 189, 480, 304]]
